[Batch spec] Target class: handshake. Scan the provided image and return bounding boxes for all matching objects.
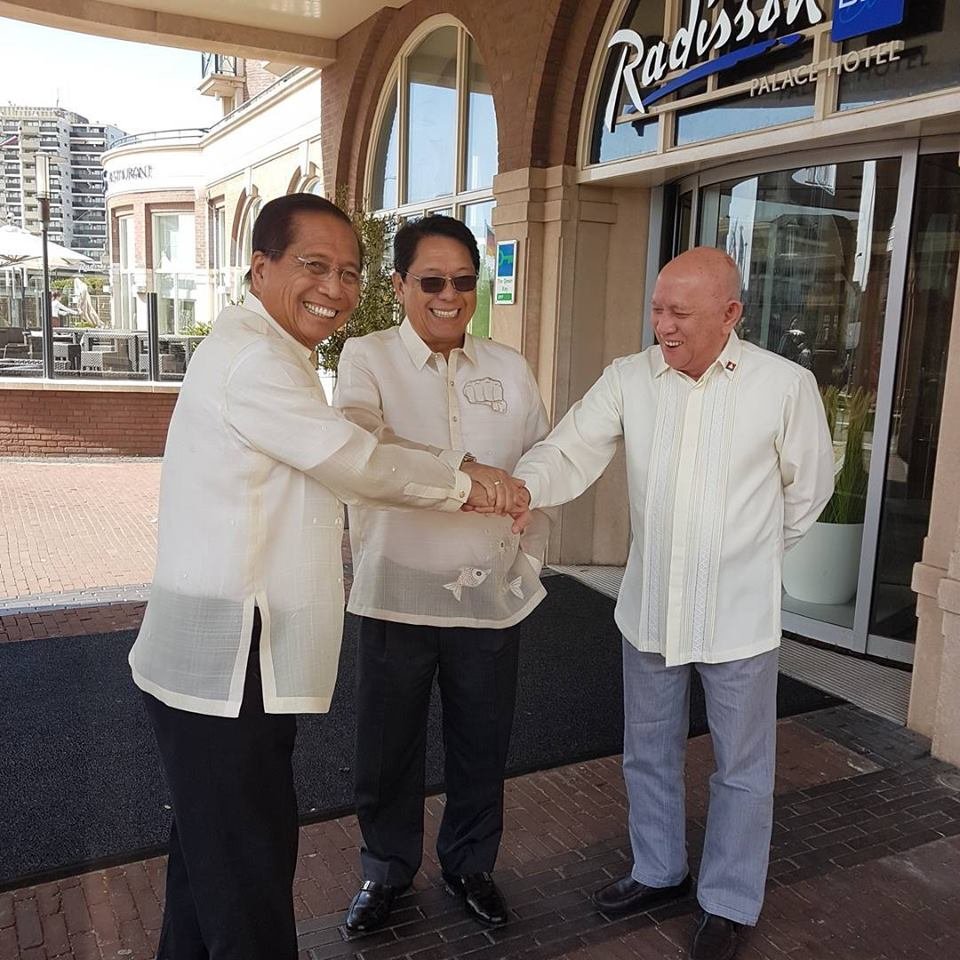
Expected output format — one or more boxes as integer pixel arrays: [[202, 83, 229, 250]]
[[460, 461, 531, 534]]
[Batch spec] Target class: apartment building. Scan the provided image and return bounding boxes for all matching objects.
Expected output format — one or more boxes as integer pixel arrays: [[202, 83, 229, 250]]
[[0, 106, 125, 265]]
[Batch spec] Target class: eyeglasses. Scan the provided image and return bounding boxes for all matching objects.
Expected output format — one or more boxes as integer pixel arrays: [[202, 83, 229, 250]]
[[404, 272, 478, 294], [267, 251, 362, 288]]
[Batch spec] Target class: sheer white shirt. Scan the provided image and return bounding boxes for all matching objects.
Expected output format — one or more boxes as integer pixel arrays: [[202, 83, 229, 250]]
[[334, 318, 552, 628], [129, 296, 471, 717]]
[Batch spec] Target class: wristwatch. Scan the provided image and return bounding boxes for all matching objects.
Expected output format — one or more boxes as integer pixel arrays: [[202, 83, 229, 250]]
[[461, 452, 477, 463]]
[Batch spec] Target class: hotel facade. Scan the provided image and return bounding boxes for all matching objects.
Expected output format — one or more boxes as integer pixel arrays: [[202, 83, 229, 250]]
[[4, 0, 960, 760]]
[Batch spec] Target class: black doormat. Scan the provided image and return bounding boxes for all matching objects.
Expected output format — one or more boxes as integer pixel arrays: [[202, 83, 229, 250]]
[[0, 574, 838, 888]]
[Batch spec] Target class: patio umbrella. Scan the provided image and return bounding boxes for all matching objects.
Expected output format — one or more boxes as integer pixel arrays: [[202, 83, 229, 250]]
[[0, 223, 95, 269]]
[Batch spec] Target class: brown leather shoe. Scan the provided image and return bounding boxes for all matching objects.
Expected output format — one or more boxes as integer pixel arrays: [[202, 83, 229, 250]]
[[593, 872, 692, 915], [442, 871, 508, 926], [690, 910, 740, 960]]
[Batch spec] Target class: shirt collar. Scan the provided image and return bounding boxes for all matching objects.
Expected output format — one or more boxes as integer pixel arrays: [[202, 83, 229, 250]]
[[653, 330, 742, 381], [399, 316, 477, 369], [242, 293, 314, 362]]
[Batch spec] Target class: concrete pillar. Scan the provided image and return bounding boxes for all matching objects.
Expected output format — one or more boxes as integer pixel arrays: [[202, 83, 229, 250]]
[[490, 165, 651, 565], [909, 255, 960, 760]]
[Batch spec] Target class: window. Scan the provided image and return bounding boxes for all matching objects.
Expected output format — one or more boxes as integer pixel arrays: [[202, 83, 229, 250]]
[[152, 212, 197, 334], [116, 216, 137, 330], [235, 197, 261, 303], [211, 204, 228, 316], [369, 22, 498, 337]]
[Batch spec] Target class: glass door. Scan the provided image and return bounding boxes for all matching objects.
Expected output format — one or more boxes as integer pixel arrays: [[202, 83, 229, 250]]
[[674, 143, 960, 663]]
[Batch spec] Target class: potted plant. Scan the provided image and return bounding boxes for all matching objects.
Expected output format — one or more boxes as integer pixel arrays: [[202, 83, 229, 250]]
[[782, 386, 872, 606], [315, 192, 399, 374]]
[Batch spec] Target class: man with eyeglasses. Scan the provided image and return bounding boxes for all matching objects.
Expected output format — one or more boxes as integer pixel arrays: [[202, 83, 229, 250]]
[[129, 195, 527, 960], [335, 215, 553, 934]]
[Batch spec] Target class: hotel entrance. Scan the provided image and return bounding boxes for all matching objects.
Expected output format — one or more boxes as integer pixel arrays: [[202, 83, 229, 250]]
[[671, 143, 960, 663]]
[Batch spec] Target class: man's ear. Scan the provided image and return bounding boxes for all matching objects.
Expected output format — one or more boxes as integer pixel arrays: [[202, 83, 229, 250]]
[[391, 271, 405, 302], [249, 251, 267, 292], [723, 299, 744, 331]]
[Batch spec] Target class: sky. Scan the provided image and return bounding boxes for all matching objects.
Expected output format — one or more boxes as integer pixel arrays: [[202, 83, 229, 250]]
[[0, 17, 223, 134]]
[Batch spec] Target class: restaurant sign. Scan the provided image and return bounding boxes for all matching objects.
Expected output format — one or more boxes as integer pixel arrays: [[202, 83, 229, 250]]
[[604, 0, 908, 131]]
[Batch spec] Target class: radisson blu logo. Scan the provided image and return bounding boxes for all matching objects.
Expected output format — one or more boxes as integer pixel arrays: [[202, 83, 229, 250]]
[[603, 0, 907, 131]]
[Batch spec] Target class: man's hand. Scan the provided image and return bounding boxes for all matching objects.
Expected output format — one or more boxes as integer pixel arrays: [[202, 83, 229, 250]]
[[462, 461, 525, 515], [509, 487, 534, 534]]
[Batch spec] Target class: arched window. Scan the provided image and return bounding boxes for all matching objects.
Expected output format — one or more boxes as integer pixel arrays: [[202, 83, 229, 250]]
[[234, 195, 261, 302], [368, 21, 498, 337]]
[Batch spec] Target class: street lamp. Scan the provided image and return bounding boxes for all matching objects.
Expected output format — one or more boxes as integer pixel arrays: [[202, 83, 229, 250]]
[[34, 153, 54, 378]]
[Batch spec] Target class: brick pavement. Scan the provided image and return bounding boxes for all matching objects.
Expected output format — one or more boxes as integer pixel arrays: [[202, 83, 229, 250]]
[[3, 706, 960, 960], [0, 460, 160, 599]]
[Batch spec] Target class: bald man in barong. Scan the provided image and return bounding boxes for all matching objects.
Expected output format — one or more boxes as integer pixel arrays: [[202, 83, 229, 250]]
[[511, 248, 834, 960]]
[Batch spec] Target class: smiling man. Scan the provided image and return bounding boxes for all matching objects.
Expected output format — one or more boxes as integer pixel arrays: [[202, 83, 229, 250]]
[[512, 247, 835, 960], [334, 215, 552, 933], [129, 195, 524, 960]]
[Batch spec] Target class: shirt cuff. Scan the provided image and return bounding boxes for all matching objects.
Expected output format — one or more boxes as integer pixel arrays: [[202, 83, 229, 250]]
[[439, 449, 469, 469], [440, 468, 472, 511]]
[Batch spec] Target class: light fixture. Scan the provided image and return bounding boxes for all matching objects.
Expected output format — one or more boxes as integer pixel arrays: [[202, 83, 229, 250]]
[[35, 152, 50, 200]]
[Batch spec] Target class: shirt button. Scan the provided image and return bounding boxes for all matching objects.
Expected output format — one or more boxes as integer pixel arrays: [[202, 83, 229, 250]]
[[458, 489, 466, 497], [452, 415, 458, 422], [449, 380, 455, 386]]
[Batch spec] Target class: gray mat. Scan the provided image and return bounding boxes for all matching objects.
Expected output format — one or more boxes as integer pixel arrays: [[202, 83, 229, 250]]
[[0, 574, 838, 888]]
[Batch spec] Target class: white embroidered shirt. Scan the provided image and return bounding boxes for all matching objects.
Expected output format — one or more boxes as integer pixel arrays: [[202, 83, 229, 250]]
[[514, 333, 835, 665], [334, 318, 552, 628], [129, 296, 471, 717]]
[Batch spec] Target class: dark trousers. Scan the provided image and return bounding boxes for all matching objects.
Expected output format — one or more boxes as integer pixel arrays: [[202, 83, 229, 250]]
[[142, 611, 299, 960], [355, 617, 520, 887]]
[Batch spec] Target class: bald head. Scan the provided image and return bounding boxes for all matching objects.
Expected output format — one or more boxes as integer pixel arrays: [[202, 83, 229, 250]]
[[651, 246, 744, 381], [660, 247, 742, 303]]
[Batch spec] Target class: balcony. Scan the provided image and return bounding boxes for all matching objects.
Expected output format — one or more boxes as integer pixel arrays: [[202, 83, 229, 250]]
[[198, 52, 244, 99]]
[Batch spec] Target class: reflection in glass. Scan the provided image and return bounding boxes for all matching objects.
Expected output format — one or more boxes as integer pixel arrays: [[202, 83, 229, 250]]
[[698, 159, 901, 628], [589, 0, 665, 164], [869, 154, 960, 642], [372, 84, 399, 210], [407, 27, 458, 204], [466, 38, 497, 191], [839, 0, 960, 111], [463, 200, 495, 339], [676, 88, 814, 145]]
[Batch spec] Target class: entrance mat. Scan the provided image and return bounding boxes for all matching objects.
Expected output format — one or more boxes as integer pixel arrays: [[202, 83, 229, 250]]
[[0, 574, 838, 887]]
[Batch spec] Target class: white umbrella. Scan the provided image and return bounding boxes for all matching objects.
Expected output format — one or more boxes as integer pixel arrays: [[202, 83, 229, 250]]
[[0, 223, 95, 269]]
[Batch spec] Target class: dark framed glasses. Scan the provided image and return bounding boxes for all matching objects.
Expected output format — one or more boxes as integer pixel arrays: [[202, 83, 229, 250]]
[[405, 272, 478, 294]]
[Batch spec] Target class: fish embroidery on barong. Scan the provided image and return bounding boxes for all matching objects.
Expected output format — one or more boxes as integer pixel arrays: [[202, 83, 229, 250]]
[[443, 566, 491, 602]]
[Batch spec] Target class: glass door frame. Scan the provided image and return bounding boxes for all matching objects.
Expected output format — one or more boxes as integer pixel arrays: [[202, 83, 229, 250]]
[[655, 136, 960, 665]]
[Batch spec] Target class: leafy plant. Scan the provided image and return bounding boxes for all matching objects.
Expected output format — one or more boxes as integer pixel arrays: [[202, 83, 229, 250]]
[[315, 189, 399, 373], [181, 321, 213, 337], [819, 386, 872, 525]]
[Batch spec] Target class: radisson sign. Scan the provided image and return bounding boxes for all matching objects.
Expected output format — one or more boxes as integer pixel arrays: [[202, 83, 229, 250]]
[[603, 0, 908, 131]]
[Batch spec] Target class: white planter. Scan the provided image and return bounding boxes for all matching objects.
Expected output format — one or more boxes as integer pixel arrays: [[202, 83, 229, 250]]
[[782, 521, 864, 605]]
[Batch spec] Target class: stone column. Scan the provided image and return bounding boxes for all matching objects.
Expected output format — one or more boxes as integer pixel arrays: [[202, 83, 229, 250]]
[[909, 255, 960, 760], [490, 165, 651, 565]]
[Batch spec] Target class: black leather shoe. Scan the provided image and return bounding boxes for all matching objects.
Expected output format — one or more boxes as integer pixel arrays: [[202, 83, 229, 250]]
[[593, 872, 692, 915], [442, 871, 508, 926], [690, 911, 740, 960], [344, 880, 398, 934]]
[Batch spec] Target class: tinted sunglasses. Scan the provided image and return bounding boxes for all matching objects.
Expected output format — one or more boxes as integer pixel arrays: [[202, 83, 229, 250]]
[[405, 272, 478, 294]]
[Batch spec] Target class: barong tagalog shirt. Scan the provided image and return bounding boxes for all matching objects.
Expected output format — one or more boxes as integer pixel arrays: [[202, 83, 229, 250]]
[[514, 333, 835, 666], [129, 295, 471, 718], [334, 318, 552, 629]]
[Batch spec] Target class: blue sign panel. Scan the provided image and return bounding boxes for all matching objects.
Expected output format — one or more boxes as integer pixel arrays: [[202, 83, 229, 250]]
[[831, 0, 906, 42]]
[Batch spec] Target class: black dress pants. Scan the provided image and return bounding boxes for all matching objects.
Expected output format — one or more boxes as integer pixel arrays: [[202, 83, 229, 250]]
[[142, 610, 299, 960], [354, 616, 520, 887]]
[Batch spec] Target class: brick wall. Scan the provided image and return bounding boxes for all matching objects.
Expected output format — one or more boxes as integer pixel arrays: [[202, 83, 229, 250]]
[[0, 388, 176, 457]]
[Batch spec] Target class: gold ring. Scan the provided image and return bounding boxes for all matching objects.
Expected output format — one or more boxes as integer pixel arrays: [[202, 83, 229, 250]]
[[493, 480, 503, 486]]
